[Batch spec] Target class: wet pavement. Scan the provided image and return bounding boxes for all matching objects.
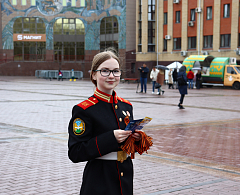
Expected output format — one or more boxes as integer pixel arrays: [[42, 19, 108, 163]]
[[0, 76, 240, 194]]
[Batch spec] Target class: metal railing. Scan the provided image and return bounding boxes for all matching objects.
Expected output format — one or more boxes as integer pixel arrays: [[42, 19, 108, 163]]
[[35, 70, 83, 80]]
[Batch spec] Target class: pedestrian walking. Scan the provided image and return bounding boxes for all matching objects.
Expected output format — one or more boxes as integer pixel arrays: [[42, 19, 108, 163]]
[[150, 67, 159, 94], [196, 70, 202, 89], [187, 69, 194, 89], [168, 69, 174, 89], [177, 66, 188, 109], [68, 49, 143, 195], [138, 63, 149, 93], [156, 69, 165, 95], [71, 69, 74, 79], [172, 68, 178, 89], [58, 70, 63, 81]]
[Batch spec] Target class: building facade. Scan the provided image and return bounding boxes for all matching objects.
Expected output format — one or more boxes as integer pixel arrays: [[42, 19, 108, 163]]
[[0, 0, 136, 77], [136, 0, 240, 70]]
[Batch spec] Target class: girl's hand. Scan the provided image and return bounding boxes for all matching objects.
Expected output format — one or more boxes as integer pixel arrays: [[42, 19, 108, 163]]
[[114, 130, 132, 143], [132, 130, 142, 141]]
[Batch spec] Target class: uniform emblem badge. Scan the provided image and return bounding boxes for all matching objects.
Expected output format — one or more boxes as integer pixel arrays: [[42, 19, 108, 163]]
[[73, 118, 85, 135]]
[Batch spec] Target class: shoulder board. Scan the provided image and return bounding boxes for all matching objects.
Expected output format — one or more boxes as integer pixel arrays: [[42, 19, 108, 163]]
[[117, 97, 132, 106], [77, 97, 99, 110]]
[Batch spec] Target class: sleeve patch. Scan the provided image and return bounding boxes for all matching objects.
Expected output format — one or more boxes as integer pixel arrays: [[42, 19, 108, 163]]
[[117, 97, 132, 106], [77, 97, 99, 110], [73, 118, 85, 135]]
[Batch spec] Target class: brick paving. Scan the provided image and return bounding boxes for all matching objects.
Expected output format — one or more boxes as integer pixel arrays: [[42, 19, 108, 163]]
[[1, 76, 240, 194]]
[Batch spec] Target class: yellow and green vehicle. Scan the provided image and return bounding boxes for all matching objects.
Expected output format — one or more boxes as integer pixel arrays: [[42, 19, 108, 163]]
[[183, 55, 240, 89]]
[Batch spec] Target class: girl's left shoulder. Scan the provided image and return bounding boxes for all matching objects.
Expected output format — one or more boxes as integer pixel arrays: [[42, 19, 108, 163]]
[[117, 96, 132, 106]]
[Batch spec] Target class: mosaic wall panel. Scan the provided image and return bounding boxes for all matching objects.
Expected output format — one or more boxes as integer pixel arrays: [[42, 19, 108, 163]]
[[1, 0, 126, 50]]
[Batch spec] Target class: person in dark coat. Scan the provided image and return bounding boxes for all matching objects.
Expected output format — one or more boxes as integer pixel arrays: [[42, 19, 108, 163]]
[[196, 70, 202, 89], [172, 68, 178, 89], [177, 66, 188, 109], [138, 64, 149, 93], [68, 49, 142, 195]]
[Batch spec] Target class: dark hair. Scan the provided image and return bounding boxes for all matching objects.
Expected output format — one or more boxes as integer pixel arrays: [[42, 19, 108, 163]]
[[179, 66, 186, 72], [90, 48, 120, 87]]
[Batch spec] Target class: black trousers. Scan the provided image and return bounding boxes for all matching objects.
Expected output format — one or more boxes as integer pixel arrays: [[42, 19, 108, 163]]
[[179, 94, 185, 104], [196, 80, 201, 89]]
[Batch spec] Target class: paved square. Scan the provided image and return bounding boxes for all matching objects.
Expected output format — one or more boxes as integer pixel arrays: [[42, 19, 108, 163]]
[[0, 76, 240, 194]]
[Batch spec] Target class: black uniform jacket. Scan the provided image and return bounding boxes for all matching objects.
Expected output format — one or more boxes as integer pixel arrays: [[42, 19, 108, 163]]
[[68, 88, 134, 195]]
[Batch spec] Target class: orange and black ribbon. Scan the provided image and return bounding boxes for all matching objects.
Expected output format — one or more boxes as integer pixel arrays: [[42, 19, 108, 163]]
[[121, 131, 153, 159]]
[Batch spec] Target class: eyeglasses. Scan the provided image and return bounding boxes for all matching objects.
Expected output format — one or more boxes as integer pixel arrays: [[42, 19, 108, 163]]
[[94, 69, 122, 77]]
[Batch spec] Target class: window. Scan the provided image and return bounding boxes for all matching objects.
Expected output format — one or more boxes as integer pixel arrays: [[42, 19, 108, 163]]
[[22, 0, 26, 5], [12, 0, 17, 5], [148, 0, 155, 21], [138, 0, 142, 52], [139, 0, 142, 20], [31, 0, 36, 6], [53, 18, 84, 35], [131, 63, 135, 73], [148, 22, 155, 44], [220, 34, 231, 47], [148, 21, 155, 52], [138, 45, 142, 52], [13, 17, 46, 61], [173, 38, 181, 50], [14, 42, 46, 61], [62, 0, 66, 6], [190, 9, 195, 21], [206, 6, 212, 20], [80, 0, 85, 7], [227, 67, 236, 74], [54, 41, 84, 61], [235, 66, 240, 74], [203, 35, 213, 48], [100, 16, 118, 34], [13, 17, 45, 34], [76, 42, 84, 60], [76, 19, 85, 35], [138, 22, 142, 44], [223, 4, 230, 18], [164, 13, 167, 24], [100, 16, 119, 51], [239, 33, 240, 47], [163, 39, 167, 51], [14, 42, 22, 60], [188, 37, 196, 49], [176, 11, 180, 23], [64, 42, 76, 61], [71, 0, 76, 6], [53, 18, 85, 61], [100, 17, 118, 34], [148, 0, 155, 52], [148, 45, 155, 52]]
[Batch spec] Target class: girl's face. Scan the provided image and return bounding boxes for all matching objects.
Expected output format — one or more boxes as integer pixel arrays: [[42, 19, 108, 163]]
[[92, 58, 120, 94]]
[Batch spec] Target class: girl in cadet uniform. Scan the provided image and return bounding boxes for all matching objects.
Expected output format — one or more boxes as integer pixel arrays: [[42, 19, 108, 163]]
[[68, 48, 142, 195]]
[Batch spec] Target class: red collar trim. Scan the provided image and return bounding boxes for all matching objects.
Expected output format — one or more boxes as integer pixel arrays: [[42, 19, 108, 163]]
[[94, 88, 118, 104]]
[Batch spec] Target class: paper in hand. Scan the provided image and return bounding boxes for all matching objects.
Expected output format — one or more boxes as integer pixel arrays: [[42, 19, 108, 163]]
[[125, 117, 152, 133]]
